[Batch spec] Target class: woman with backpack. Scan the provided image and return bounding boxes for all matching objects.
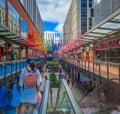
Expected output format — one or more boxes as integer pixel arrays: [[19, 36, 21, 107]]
[[19, 59, 42, 114]]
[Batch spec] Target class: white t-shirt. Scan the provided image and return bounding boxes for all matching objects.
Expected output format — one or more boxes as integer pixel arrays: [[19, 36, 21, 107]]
[[2, 55, 6, 62]]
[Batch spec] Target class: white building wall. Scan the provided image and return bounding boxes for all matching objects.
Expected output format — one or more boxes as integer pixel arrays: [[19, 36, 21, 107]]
[[63, 0, 94, 43]]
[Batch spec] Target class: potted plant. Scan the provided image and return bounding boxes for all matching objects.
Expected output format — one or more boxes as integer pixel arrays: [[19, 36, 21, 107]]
[[49, 72, 60, 88]]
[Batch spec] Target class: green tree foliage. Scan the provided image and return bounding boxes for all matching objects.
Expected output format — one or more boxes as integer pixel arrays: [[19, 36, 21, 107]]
[[49, 72, 60, 87]]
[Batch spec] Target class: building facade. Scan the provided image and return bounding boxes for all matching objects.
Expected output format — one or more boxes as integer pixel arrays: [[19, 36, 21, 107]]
[[63, 0, 94, 43], [94, 0, 120, 25], [19, 0, 44, 35], [0, 0, 45, 60], [44, 32, 62, 53]]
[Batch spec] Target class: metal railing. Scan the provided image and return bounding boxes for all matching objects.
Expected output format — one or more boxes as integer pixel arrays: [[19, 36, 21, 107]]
[[0, 59, 27, 84], [0, 58, 45, 84], [62, 58, 120, 84]]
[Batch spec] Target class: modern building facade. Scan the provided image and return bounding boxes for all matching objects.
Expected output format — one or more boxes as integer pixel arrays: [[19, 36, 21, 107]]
[[19, 0, 44, 35], [63, 0, 94, 43], [94, 0, 120, 25], [0, 0, 46, 60], [44, 32, 62, 53]]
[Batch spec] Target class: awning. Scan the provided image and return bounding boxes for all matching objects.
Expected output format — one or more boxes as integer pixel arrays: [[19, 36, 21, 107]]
[[80, 9, 120, 44], [80, 77, 90, 81], [0, 26, 23, 43]]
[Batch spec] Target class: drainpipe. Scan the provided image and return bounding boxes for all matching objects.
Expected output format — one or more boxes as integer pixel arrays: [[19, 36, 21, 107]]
[[5, 0, 9, 61]]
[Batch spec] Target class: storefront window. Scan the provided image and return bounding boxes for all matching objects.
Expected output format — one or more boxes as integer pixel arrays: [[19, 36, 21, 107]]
[[0, 0, 5, 26], [20, 18, 28, 39], [8, 2, 20, 35]]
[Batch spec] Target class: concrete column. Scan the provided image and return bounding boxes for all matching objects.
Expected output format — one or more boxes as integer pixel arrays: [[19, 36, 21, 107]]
[[5, 39, 9, 61]]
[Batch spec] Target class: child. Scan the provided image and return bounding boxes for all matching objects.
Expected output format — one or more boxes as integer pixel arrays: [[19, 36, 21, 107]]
[[0, 83, 9, 114], [11, 76, 21, 114]]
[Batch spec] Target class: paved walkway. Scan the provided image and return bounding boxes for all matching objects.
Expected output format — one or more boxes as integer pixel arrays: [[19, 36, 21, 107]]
[[69, 82, 85, 103]]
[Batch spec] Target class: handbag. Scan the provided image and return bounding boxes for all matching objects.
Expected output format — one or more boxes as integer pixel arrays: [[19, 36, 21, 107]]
[[36, 92, 42, 110]]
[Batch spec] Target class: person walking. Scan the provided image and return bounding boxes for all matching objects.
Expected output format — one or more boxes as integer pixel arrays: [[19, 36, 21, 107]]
[[19, 59, 42, 114], [2, 54, 6, 62], [95, 53, 101, 68], [11, 76, 21, 114], [0, 84, 9, 114], [71, 76, 75, 87]]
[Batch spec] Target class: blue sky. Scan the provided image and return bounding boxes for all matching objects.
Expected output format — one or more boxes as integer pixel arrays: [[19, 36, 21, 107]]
[[37, 0, 71, 33], [43, 21, 58, 32]]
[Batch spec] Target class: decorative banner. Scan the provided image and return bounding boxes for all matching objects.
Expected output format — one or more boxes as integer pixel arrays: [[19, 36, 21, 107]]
[[24, 32, 47, 53], [96, 38, 120, 50]]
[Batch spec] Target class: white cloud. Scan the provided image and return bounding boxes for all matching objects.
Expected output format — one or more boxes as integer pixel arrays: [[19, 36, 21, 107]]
[[37, 0, 71, 31], [55, 24, 63, 32], [44, 31, 55, 33]]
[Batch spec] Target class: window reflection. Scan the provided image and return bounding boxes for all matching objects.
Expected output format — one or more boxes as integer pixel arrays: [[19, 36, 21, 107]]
[[0, 0, 5, 26], [20, 18, 28, 39], [80, 79, 120, 114], [8, 2, 20, 35]]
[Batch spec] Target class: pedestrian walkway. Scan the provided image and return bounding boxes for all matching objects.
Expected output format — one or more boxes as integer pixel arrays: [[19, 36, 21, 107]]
[[43, 65, 85, 108], [69, 83, 85, 103]]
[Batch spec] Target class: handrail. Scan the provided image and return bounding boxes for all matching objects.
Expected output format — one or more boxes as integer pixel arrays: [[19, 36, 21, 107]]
[[56, 79, 83, 114], [39, 80, 50, 114], [0, 58, 44, 84], [61, 58, 120, 82], [62, 79, 83, 114]]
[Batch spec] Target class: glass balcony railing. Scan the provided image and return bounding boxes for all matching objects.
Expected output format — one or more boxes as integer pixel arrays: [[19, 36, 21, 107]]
[[0, 59, 27, 84], [79, 78, 120, 114], [0, 58, 44, 85]]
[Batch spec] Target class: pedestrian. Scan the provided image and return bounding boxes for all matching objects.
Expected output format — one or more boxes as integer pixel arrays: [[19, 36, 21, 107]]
[[19, 58, 42, 114], [71, 76, 75, 87], [0, 83, 9, 114], [84, 82, 89, 95], [11, 76, 21, 114], [2, 54, 6, 62], [63, 73, 66, 79], [45, 75, 48, 81], [95, 53, 101, 68], [67, 76, 71, 85]]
